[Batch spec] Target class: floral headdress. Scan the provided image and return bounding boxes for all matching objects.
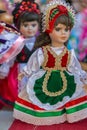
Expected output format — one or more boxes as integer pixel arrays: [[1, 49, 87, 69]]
[[42, 0, 75, 33], [12, 0, 40, 27]]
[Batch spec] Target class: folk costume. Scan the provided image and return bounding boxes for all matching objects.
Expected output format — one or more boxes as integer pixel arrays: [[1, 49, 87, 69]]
[[0, 22, 24, 107], [12, 0, 40, 91], [13, 0, 87, 125]]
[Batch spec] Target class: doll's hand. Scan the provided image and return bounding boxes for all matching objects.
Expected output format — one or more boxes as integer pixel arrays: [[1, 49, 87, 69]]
[[83, 84, 87, 93], [80, 75, 87, 84], [18, 72, 24, 81]]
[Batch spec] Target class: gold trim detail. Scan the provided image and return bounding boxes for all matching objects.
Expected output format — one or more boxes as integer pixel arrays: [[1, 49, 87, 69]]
[[42, 45, 71, 71], [42, 71, 67, 97], [45, 5, 58, 30], [41, 45, 71, 97]]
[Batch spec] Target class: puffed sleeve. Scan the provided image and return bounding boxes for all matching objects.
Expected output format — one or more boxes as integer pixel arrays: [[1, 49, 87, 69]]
[[23, 48, 44, 77], [68, 49, 87, 84]]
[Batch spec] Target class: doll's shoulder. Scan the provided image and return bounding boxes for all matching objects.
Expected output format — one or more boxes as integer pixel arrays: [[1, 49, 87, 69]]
[[69, 49, 76, 56], [68, 48, 78, 61], [32, 47, 44, 57]]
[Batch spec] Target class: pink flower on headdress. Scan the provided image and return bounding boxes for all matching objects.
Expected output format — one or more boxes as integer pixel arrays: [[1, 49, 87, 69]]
[[20, 6, 25, 11]]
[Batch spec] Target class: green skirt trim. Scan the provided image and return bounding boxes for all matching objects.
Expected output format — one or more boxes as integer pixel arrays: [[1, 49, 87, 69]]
[[14, 102, 87, 117]]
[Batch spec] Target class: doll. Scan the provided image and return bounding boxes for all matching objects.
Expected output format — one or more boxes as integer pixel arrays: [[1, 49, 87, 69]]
[[0, 0, 40, 108], [0, 22, 24, 108], [13, 0, 87, 125], [12, 0, 41, 91]]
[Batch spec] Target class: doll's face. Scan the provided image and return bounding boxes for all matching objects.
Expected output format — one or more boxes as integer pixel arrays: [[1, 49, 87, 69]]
[[49, 23, 70, 47], [20, 21, 39, 38]]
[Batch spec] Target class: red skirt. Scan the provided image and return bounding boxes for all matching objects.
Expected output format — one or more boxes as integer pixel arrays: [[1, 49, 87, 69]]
[[0, 62, 18, 108]]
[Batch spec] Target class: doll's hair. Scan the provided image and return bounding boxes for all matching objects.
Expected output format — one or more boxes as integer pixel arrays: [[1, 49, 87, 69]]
[[34, 14, 73, 49], [12, 0, 40, 29]]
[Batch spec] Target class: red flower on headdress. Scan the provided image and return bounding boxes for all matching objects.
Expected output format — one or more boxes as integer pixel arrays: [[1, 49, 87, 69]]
[[15, 1, 40, 20], [57, 5, 68, 14], [22, 1, 26, 5]]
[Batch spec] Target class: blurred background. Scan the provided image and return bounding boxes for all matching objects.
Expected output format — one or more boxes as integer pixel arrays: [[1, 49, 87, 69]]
[[0, 0, 87, 130]]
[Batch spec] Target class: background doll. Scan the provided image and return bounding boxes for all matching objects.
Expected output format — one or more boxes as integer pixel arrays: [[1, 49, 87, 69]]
[[13, 0, 87, 125], [0, 0, 41, 109], [12, 0, 41, 91], [67, 0, 87, 70], [0, 22, 24, 108]]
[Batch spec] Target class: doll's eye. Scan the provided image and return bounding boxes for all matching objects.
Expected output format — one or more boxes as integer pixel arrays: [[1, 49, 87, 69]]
[[55, 27, 61, 31], [32, 24, 37, 27], [23, 24, 28, 27], [65, 28, 69, 32]]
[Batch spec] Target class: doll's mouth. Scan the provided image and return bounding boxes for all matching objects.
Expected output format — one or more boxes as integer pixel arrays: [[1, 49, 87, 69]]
[[61, 37, 67, 39]]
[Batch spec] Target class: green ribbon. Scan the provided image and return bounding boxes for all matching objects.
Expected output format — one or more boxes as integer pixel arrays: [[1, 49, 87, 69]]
[[15, 103, 65, 117], [66, 103, 87, 114]]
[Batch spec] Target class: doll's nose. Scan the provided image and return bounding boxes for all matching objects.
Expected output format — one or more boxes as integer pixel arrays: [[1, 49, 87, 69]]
[[62, 30, 66, 34], [28, 26, 33, 30]]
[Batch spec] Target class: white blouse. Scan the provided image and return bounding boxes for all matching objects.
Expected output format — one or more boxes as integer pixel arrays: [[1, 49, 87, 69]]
[[22, 46, 87, 110], [23, 47, 87, 84]]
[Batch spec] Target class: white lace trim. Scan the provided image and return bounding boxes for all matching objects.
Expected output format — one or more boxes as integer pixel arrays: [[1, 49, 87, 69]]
[[13, 109, 66, 125], [14, 108, 87, 125]]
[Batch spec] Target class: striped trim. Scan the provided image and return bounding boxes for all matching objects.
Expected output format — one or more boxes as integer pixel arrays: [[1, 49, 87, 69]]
[[65, 96, 87, 107], [16, 97, 64, 110], [17, 97, 45, 110], [14, 95, 87, 118], [13, 109, 66, 125], [14, 103, 65, 117], [66, 102, 87, 114], [14, 95, 87, 125]]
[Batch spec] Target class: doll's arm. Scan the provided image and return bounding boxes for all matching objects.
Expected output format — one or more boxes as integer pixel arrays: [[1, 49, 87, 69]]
[[23, 48, 44, 77], [68, 49, 87, 84]]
